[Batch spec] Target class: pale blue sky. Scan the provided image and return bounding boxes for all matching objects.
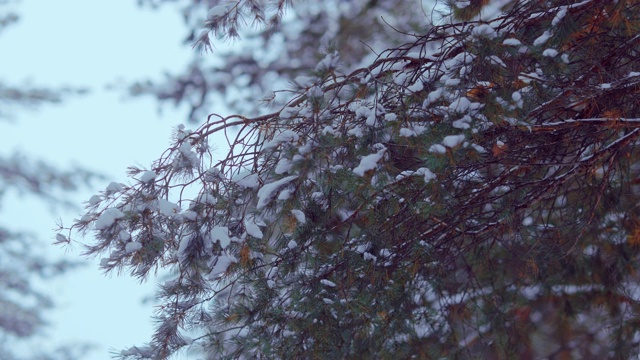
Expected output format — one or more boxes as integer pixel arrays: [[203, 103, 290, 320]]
[[0, 1, 208, 358]]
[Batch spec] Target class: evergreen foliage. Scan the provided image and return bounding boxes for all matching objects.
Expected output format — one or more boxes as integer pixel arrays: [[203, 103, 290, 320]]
[[130, 0, 432, 121], [66, 0, 640, 358]]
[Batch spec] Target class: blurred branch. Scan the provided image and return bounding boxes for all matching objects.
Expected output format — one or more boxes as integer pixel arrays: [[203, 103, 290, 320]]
[[0, 82, 89, 121]]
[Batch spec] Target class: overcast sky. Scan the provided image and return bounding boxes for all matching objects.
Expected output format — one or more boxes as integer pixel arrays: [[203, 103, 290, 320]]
[[0, 0, 205, 358]]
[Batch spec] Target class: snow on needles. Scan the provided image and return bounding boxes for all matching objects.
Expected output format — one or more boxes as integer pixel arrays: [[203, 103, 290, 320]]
[[94, 208, 125, 230], [442, 134, 465, 148], [244, 216, 264, 239], [533, 31, 552, 46], [140, 171, 157, 183], [125, 242, 142, 253], [256, 175, 298, 209], [232, 172, 260, 189], [353, 148, 386, 176], [320, 279, 337, 288], [290, 209, 306, 224], [263, 130, 300, 150], [211, 226, 232, 249], [207, 3, 233, 18]]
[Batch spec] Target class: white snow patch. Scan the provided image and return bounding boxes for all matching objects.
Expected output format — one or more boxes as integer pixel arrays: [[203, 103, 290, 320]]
[[449, 97, 471, 113], [502, 38, 521, 46], [426, 88, 443, 105], [125, 242, 142, 253], [244, 217, 264, 239], [294, 76, 313, 87], [445, 78, 461, 86], [263, 130, 300, 149], [363, 252, 377, 261], [453, 115, 472, 129], [279, 106, 298, 119], [353, 148, 386, 176], [455, 1, 470, 9], [533, 31, 552, 46], [232, 172, 260, 188], [196, 193, 217, 205], [287, 240, 297, 250], [177, 236, 192, 258], [389, 60, 409, 71], [471, 143, 487, 153], [542, 48, 558, 57], [278, 188, 292, 201], [209, 253, 237, 279], [211, 226, 232, 249], [512, 91, 522, 102], [365, 114, 376, 127], [320, 279, 337, 288], [552, 7, 567, 26], [88, 195, 102, 205], [298, 142, 314, 155], [140, 171, 157, 183], [158, 199, 180, 216], [416, 167, 437, 183], [489, 55, 506, 68], [554, 195, 567, 207], [207, 3, 232, 18], [118, 230, 131, 242], [275, 158, 293, 174], [394, 72, 407, 85], [256, 176, 298, 209], [399, 125, 427, 137], [315, 52, 339, 72], [94, 208, 125, 230], [354, 104, 371, 120], [182, 211, 197, 221], [178, 142, 199, 167], [322, 126, 336, 136], [307, 85, 323, 99], [291, 209, 306, 224], [442, 134, 465, 148], [471, 24, 496, 39], [512, 91, 523, 108], [408, 81, 424, 92], [106, 182, 123, 193], [429, 144, 447, 154], [399, 128, 417, 137]]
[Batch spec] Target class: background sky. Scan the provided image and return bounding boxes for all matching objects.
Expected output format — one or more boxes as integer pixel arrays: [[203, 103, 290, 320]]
[[0, 0, 209, 358]]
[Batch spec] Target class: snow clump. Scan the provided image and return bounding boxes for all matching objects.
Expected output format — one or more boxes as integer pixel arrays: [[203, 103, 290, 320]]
[[353, 147, 387, 176], [94, 208, 125, 230], [140, 171, 157, 183]]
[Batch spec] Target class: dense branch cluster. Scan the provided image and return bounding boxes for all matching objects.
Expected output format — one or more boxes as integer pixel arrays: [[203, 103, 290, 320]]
[[130, 0, 433, 121], [65, 0, 640, 358]]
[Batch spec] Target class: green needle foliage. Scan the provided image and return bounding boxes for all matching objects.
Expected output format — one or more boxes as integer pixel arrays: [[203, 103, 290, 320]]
[[65, 0, 640, 358]]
